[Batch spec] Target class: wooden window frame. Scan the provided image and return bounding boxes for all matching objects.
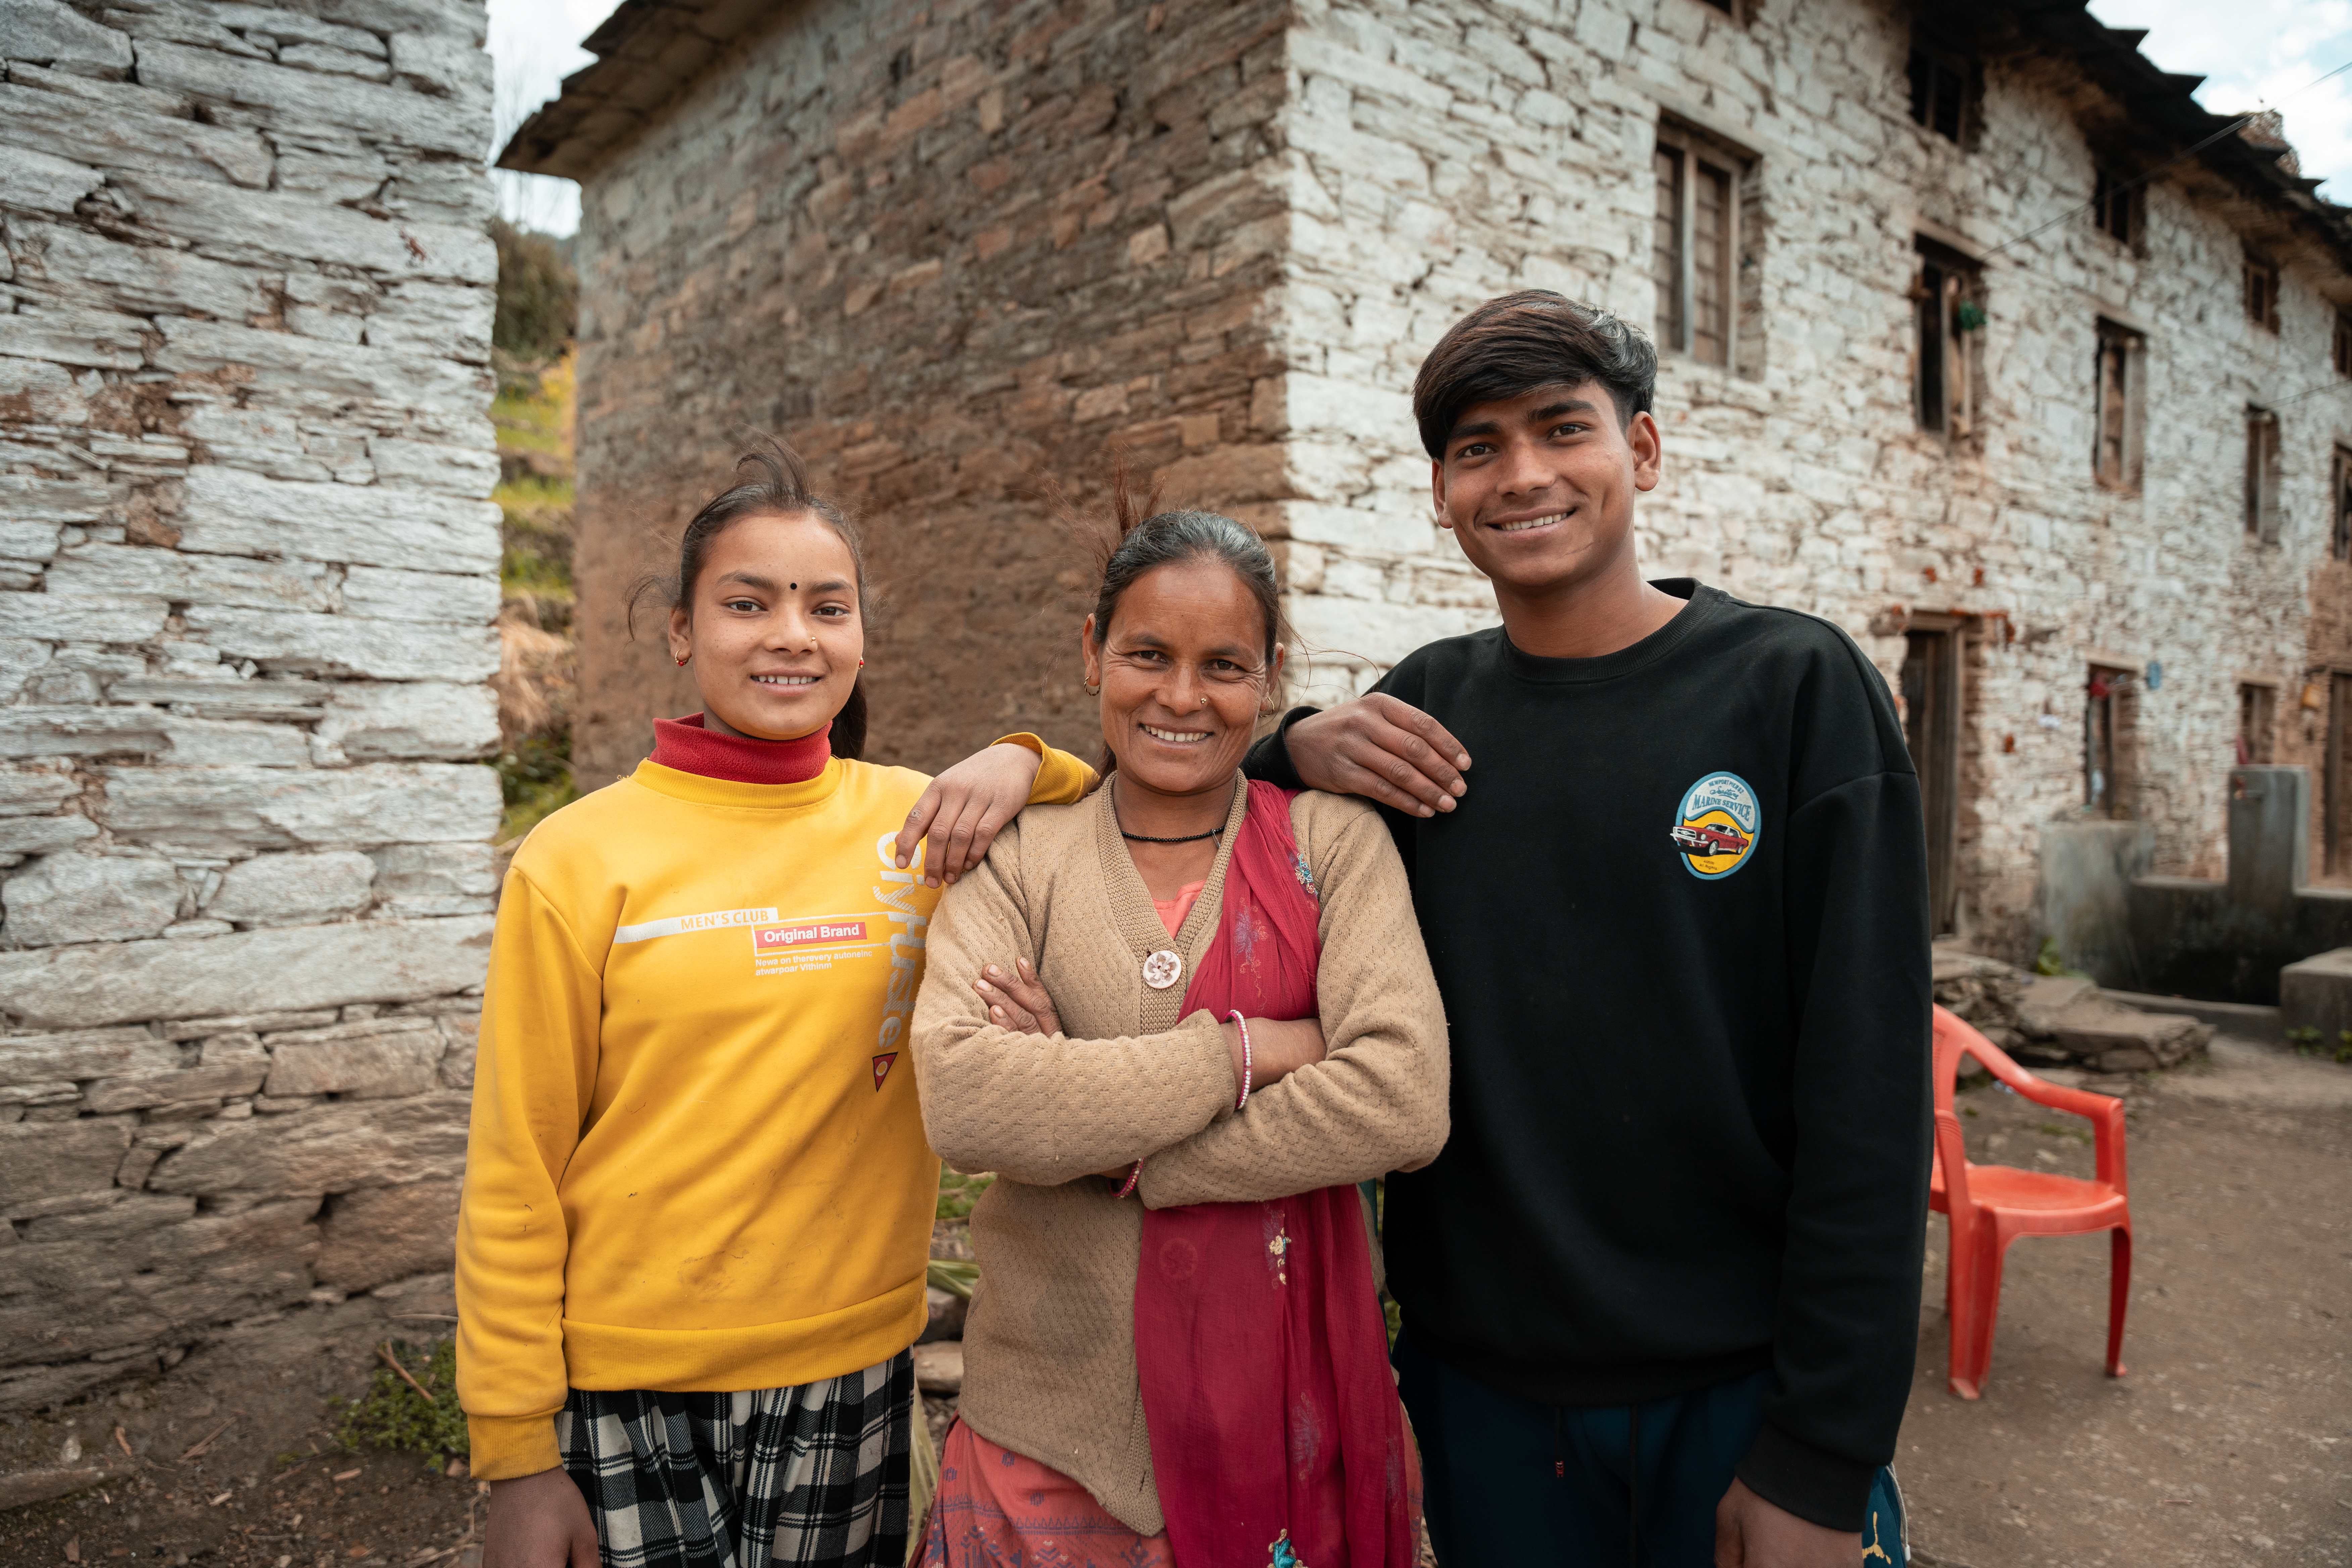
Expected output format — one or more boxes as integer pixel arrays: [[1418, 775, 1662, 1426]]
[[1653, 122, 1749, 372], [2334, 444, 2352, 560], [2085, 664, 2138, 820], [2238, 681, 2279, 766], [2092, 319, 2144, 492], [2245, 408, 2282, 544], [2246, 255, 2281, 333], [1914, 237, 1983, 441], [1907, 43, 1975, 147], [2091, 166, 2141, 250]]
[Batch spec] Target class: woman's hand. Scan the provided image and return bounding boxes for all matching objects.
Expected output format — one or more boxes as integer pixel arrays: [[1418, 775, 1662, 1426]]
[[484, 1468, 598, 1568], [974, 957, 1061, 1036], [893, 742, 1044, 887], [1221, 1016, 1327, 1099]]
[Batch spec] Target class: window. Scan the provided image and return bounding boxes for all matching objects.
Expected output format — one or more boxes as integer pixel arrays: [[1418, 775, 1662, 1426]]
[[2086, 665, 2137, 819], [2092, 320, 2143, 490], [1915, 238, 1984, 438], [2245, 409, 2281, 543], [2091, 166, 2139, 248], [1652, 122, 1753, 370], [2334, 307, 2352, 376], [2238, 683, 2278, 766], [2246, 255, 2280, 331], [2334, 444, 2352, 559], [1908, 45, 1973, 144]]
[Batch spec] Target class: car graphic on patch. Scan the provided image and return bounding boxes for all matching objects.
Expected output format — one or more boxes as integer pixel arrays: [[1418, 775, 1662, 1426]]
[[1672, 771, 1763, 881], [1670, 821, 1751, 857]]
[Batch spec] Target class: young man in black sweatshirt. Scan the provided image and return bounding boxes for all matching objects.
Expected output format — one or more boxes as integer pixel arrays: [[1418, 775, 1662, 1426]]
[[1245, 292, 1931, 1567]]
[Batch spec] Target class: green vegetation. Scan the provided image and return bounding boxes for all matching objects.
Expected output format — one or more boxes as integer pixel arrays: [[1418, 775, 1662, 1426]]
[[497, 732, 577, 844], [333, 1340, 467, 1470], [937, 1169, 995, 1221], [489, 220, 577, 362], [2032, 937, 2089, 979], [927, 1258, 979, 1300]]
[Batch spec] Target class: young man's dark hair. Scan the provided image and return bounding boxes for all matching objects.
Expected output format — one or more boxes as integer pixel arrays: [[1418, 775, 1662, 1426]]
[[1411, 289, 1657, 454], [1248, 292, 1930, 1568]]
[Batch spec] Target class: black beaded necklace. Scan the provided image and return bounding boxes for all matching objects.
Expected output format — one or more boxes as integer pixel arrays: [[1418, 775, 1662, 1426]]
[[1111, 777, 1229, 845]]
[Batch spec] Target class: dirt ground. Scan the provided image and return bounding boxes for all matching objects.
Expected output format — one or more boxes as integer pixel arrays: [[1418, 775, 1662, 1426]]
[[3, 1037, 2346, 1568], [1903, 1035, 2352, 1568], [0, 1277, 481, 1568]]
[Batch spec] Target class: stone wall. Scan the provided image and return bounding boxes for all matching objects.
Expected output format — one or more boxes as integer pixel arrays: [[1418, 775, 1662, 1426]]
[[540, 0, 2351, 960], [1, 0, 498, 1410], [562, 0, 1291, 788], [1260, 0, 2352, 954]]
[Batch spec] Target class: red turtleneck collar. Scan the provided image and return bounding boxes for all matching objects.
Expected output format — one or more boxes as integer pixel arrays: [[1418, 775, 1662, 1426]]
[[649, 713, 832, 785]]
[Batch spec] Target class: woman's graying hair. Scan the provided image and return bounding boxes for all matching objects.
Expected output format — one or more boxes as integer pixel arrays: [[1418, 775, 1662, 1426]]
[[627, 437, 873, 760], [1070, 459, 1286, 774]]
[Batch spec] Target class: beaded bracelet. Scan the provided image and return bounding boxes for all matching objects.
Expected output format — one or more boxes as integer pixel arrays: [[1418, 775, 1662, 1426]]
[[1228, 1009, 1253, 1111], [1115, 1160, 1143, 1199]]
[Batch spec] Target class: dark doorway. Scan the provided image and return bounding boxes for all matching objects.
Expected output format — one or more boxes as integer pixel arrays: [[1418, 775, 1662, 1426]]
[[2329, 674, 2352, 875], [1902, 623, 1962, 934]]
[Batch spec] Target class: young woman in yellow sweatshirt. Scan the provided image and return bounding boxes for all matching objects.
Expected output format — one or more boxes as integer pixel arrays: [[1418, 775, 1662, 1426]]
[[459, 446, 1093, 1568]]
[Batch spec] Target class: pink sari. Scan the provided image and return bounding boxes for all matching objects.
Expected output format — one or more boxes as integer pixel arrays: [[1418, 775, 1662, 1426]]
[[1132, 781, 1419, 1568], [923, 782, 1416, 1568]]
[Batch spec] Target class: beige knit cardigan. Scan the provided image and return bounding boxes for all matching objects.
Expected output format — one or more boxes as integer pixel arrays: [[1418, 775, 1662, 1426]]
[[910, 780, 1450, 1536]]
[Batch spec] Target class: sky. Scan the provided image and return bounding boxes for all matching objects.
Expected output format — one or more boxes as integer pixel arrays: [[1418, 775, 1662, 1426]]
[[483, 0, 2352, 237]]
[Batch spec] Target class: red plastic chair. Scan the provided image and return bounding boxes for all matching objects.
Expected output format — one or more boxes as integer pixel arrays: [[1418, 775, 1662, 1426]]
[[1928, 1005, 2132, 1399]]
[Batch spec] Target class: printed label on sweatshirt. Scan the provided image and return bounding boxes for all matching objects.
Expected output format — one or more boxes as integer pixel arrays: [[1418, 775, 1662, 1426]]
[[612, 906, 780, 944], [750, 913, 887, 977], [1670, 771, 1761, 880]]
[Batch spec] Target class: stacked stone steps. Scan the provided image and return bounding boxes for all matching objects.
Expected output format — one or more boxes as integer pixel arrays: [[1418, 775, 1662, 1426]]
[[1931, 948, 2213, 1076]]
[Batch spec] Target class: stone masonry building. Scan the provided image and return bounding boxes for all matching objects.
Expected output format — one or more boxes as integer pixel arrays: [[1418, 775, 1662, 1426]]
[[1, 0, 500, 1407], [507, 0, 2352, 962]]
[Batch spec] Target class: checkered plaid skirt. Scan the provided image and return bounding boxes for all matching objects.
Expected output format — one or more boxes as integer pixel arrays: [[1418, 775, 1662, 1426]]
[[556, 1351, 915, 1568]]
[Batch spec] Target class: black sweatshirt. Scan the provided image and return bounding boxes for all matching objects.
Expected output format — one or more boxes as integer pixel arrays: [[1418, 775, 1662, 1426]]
[[1246, 580, 1930, 1531]]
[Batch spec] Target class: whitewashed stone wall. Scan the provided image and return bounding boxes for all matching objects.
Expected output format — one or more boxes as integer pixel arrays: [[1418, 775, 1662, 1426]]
[[0, 0, 498, 1410], [1253, 0, 2350, 950]]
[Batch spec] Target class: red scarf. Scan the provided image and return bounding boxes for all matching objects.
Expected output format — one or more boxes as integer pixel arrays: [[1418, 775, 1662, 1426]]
[[1134, 780, 1418, 1568], [649, 714, 830, 784]]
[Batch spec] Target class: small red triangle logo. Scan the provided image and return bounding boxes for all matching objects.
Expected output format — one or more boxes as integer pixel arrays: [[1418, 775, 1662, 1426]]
[[872, 1052, 898, 1091]]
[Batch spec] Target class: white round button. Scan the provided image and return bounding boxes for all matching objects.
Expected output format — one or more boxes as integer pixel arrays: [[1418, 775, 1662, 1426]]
[[1142, 949, 1183, 990]]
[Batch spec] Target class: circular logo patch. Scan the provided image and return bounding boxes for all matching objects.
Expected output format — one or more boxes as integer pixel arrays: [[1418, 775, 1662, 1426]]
[[1671, 771, 1761, 880]]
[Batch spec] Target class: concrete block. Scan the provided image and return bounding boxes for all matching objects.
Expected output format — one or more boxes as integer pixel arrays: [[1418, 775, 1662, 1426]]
[[1, 851, 183, 948], [204, 849, 377, 926], [2280, 948, 2352, 1045], [312, 1175, 458, 1290], [0, 913, 494, 1029], [2227, 767, 2309, 922]]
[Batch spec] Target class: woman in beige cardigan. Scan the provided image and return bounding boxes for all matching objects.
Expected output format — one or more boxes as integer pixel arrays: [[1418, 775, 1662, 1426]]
[[910, 497, 1449, 1568]]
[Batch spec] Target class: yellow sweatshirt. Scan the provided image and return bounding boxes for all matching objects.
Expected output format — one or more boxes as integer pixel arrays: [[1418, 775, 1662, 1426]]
[[457, 738, 1093, 1479]]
